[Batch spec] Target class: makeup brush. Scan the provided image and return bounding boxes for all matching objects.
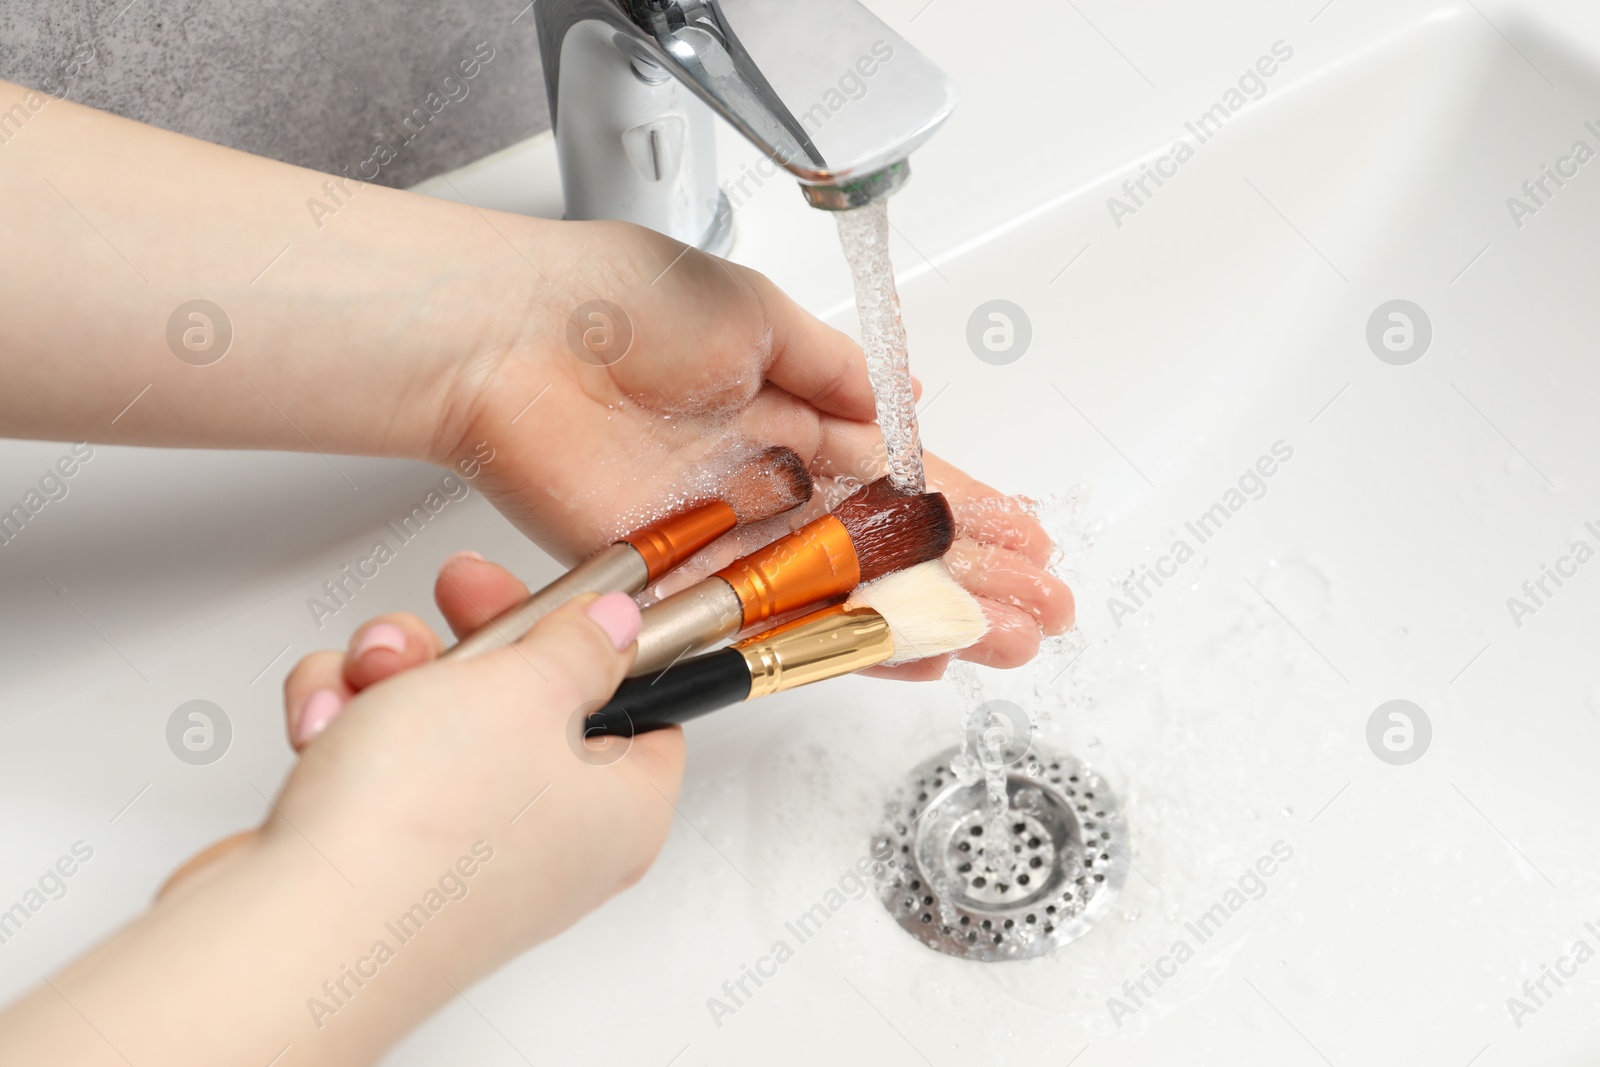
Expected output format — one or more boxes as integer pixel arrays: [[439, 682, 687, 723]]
[[587, 561, 987, 736], [627, 478, 957, 676], [445, 447, 812, 660]]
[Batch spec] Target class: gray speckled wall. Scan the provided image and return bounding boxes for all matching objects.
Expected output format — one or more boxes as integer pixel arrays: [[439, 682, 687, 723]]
[[0, 0, 550, 189]]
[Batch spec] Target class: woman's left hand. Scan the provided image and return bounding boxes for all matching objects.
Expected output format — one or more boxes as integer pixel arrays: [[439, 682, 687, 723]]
[[424, 220, 1074, 676]]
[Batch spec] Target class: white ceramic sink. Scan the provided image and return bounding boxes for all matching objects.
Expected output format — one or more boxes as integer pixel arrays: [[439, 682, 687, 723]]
[[6, 1, 1600, 1063]]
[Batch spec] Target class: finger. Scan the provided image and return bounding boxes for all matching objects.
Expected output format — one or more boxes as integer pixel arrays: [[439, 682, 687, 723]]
[[628, 727, 687, 805], [283, 650, 354, 752], [725, 382, 831, 476], [648, 404, 879, 598], [649, 533, 749, 598], [505, 591, 642, 764], [924, 453, 1057, 568], [647, 396, 851, 598], [810, 416, 887, 487], [944, 537, 1075, 635], [861, 653, 951, 682], [724, 384, 887, 519], [478, 592, 643, 752], [343, 612, 445, 692], [745, 268, 877, 423], [434, 552, 533, 638], [807, 427, 1057, 576], [863, 545, 1048, 682], [950, 496, 1056, 568], [157, 829, 259, 902], [598, 725, 687, 890], [862, 595, 1047, 675], [514, 589, 641, 682], [958, 600, 1044, 669]]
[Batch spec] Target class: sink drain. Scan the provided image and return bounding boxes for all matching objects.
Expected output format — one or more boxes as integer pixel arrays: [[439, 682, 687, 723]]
[[872, 744, 1127, 961]]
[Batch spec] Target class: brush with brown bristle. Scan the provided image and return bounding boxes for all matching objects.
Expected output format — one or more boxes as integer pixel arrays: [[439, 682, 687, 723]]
[[586, 561, 987, 736], [627, 478, 956, 676], [446, 447, 813, 660]]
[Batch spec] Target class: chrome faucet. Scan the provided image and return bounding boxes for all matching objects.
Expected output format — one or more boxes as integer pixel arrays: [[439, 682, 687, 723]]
[[533, 0, 958, 253]]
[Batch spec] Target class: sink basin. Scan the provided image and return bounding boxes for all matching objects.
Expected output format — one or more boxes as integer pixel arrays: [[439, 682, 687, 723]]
[[5, 1, 1600, 1064]]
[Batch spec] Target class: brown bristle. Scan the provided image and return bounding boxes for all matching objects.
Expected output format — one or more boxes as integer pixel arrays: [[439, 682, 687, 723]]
[[723, 446, 814, 522], [832, 478, 955, 582]]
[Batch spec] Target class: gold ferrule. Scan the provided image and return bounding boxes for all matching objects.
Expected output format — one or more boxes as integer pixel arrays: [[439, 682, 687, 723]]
[[734, 606, 894, 699]]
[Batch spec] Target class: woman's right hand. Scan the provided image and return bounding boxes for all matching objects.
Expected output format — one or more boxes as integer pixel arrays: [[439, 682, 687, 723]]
[[2, 557, 683, 1067], [169, 552, 686, 988]]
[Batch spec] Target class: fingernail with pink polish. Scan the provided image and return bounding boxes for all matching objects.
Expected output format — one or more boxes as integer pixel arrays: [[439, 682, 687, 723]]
[[353, 622, 407, 660], [586, 591, 641, 651], [296, 689, 344, 745]]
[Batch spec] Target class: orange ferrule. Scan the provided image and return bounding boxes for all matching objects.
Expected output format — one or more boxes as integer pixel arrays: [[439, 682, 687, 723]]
[[623, 499, 739, 582], [714, 514, 861, 627]]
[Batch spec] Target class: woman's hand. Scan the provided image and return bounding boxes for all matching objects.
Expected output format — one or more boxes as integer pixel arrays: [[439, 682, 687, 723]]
[[0, 81, 1070, 675], [877, 452, 1076, 679], [13, 556, 685, 1067], [188, 554, 684, 968], [425, 221, 1074, 673], [429, 218, 878, 555]]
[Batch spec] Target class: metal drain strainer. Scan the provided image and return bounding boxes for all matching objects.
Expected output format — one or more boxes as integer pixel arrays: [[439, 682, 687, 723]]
[[872, 744, 1128, 961]]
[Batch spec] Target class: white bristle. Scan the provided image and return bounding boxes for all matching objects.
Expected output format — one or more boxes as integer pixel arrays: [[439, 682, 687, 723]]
[[845, 560, 988, 665]]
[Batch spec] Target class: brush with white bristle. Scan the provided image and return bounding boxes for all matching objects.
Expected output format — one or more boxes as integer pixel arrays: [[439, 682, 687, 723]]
[[585, 560, 987, 736], [846, 560, 988, 665]]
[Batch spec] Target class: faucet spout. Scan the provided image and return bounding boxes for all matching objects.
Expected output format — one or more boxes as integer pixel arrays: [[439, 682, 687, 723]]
[[535, 0, 958, 249]]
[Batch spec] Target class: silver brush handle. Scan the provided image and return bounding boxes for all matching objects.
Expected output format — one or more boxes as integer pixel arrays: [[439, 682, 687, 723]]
[[444, 543, 650, 661], [628, 578, 746, 677]]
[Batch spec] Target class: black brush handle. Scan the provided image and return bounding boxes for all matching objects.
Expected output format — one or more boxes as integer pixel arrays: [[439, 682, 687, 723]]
[[585, 648, 753, 736]]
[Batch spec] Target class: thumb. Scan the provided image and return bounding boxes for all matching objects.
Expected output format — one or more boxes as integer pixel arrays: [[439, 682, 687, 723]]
[[506, 590, 642, 713]]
